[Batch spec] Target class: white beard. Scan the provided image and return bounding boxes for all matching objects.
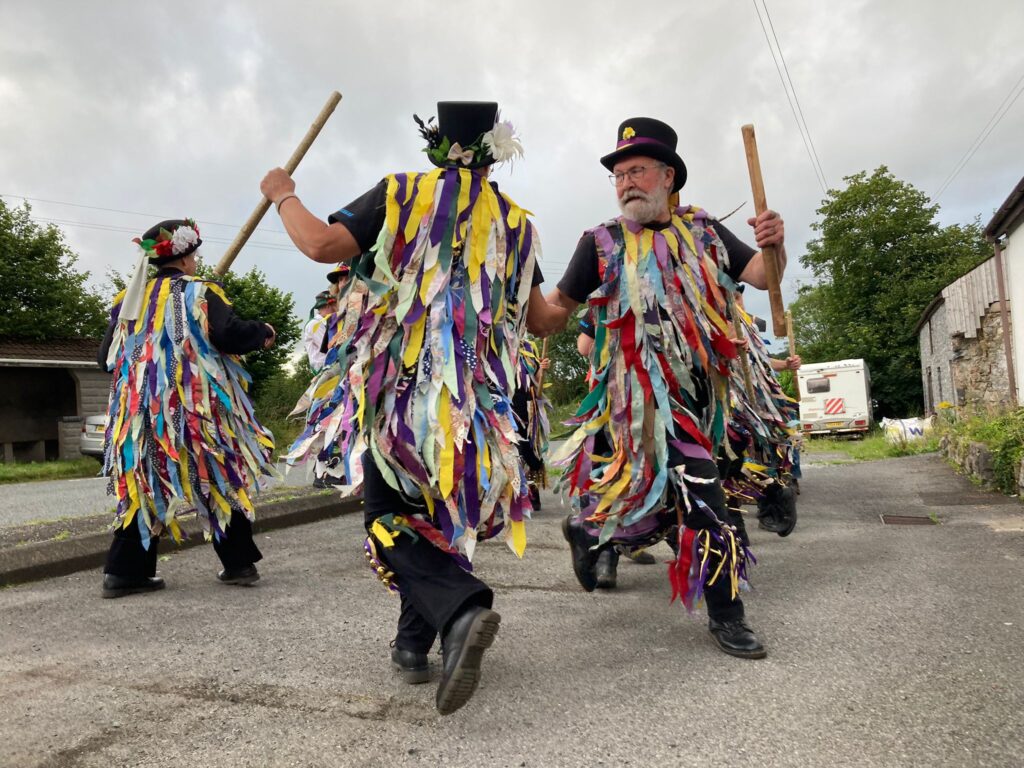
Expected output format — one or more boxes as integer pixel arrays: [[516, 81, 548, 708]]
[[618, 187, 670, 224]]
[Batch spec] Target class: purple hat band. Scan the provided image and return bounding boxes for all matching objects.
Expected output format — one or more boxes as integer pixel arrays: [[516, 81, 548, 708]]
[[615, 136, 670, 150]]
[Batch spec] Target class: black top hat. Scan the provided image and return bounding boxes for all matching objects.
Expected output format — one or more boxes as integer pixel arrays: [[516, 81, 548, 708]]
[[327, 263, 351, 284], [600, 117, 687, 192], [137, 219, 202, 264], [418, 101, 499, 170]]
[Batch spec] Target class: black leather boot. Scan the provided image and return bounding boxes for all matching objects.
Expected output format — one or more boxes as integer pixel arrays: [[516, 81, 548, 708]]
[[101, 573, 166, 599], [435, 606, 501, 715], [561, 515, 599, 592], [708, 617, 767, 659], [391, 645, 430, 685], [217, 564, 260, 585], [595, 548, 619, 589]]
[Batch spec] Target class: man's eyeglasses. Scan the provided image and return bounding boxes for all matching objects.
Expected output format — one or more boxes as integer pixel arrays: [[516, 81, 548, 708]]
[[608, 163, 666, 186]]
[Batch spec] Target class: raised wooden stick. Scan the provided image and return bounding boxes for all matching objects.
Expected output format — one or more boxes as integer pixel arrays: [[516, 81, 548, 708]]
[[786, 309, 794, 358], [741, 124, 786, 337], [215, 91, 343, 276]]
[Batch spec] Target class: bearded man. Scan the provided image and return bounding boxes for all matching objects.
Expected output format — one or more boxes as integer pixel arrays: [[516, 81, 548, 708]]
[[550, 117, 785, 658]]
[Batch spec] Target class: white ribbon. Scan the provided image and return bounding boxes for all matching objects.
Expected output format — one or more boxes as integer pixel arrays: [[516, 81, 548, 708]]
[[120, 245, 150, 323], [446, 142, 475, 166]]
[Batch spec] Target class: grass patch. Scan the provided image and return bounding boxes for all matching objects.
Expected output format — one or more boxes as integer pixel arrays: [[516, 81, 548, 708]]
[[0, 457, 102, 485], [804, 429, 939, 461]]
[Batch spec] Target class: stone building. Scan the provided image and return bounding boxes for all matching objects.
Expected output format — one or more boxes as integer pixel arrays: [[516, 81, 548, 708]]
[[916, 175, 1023, 414], [916, 258, 1011, 413], [0, 338, 109, 462]]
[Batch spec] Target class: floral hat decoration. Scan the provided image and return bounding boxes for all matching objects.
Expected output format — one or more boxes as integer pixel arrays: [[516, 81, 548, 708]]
[[132, 218, 203, 264], [415, 101, 524, 170], [120, 218, 203, 324]]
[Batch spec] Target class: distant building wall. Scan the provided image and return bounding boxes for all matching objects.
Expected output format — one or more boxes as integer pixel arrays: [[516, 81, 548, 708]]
[[1004, 230, 1023, 403], [918, 301, 955, 413], [951, 303, 1013, 410]]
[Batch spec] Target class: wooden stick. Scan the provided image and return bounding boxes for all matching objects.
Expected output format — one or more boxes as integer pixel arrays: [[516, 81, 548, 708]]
[[732, 312, 756, 403], [741, 124, 786, 337], [786, 309, 794, 358], [535, 337, 550, 392], [214, 91, 343, 276], [535, 337, 551, 488]]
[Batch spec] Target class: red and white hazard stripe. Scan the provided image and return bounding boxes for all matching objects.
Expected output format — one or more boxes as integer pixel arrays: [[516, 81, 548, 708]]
[[824, 397, 846, 415]]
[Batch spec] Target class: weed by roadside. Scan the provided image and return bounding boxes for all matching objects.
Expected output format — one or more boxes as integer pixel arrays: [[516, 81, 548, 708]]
[[803, 430, 939, 461], [0, 457, 102, 485]]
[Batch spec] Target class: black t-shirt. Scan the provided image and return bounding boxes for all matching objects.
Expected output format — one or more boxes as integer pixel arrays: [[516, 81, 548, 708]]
[[556, 217, 755, 304], [329, 178, 545, 287]]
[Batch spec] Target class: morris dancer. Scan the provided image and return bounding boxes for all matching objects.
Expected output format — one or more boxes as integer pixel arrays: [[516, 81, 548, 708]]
[[550, 118, 786, 658], [261, 101, 567, 714], [98, 219, 277, 598]]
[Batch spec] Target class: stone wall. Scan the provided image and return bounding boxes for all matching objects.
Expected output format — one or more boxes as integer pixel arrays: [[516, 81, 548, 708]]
[[919, 301, 956, 412], [951, 303, 1014, 410]]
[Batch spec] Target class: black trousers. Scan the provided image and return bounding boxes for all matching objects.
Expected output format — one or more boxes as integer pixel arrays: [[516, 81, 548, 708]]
[[669, 454, 746, 622], [363, 454, 493, 654], [512, 389, 544, 473], [104, 508, 263, 579]]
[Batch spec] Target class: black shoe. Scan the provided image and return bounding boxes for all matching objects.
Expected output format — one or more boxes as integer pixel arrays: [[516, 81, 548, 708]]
[[708, 617, 767, 659], [217, 565, 260, 586], [757, 484, 797, 538], [595, 548, 619, 589], [391, 646, 430, 685], [436, 606, 501, 715], [101, 573, 165, 599], [561, 515, 599, 592]]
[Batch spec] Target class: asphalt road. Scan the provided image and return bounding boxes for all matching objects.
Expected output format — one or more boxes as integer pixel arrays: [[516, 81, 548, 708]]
[[1, 454, 1023, 767], [0, 462, 319, 529]]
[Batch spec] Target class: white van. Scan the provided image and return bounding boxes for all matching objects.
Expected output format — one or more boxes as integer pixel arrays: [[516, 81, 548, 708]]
[[797, 359, 873, 436]]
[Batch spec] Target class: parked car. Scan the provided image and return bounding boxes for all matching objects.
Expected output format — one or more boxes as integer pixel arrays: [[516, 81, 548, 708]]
[[79, 415, 107, 458]]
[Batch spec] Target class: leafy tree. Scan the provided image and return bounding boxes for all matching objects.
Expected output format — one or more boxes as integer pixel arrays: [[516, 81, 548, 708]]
[[790, 167, 989, 416], [0, 199, 107, 339], [539, 324, 590, 407]]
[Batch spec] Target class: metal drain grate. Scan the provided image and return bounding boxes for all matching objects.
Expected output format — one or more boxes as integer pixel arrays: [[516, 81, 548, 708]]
[[880, 514, 937, 526]]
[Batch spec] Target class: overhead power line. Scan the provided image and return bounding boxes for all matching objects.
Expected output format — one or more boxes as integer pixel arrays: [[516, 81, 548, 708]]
[[751, 0, 829, 195], [933, 71, 1024, 201], [29, 216, 299, 253], [0, 192, 288, 235]]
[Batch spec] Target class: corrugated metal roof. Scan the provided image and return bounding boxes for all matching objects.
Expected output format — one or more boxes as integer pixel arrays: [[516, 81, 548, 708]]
[[940, 257, 1002, 338], [0, 338, 101, 363]]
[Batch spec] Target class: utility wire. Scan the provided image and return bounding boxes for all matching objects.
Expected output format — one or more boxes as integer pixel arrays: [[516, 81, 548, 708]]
[[762, 0, 828, 190], [751, 0, 829, 195], [933, 71, 1024, 200], [29, 216, 298, 252], [0, 192, 288, 235]]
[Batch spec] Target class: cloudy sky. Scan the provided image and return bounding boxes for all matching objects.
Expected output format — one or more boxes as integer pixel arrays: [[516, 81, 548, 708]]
[[3, 0, 1023, 348]]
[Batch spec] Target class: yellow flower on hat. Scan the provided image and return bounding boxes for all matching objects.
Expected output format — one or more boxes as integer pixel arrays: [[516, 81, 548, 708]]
[[622, 126, 636, 140]]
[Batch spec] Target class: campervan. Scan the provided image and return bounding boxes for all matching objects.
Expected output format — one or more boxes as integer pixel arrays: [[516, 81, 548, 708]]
[[797, 359, 873, 436]]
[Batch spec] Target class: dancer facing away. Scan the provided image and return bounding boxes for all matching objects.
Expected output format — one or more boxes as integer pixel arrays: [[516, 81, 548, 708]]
[[261, 101, 568, 714], [98, 219, 277, 598]]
